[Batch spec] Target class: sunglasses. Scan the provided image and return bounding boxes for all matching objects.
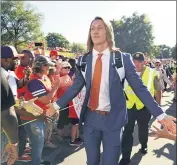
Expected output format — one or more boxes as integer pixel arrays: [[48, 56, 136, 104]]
[[63, 67, 70, 69]]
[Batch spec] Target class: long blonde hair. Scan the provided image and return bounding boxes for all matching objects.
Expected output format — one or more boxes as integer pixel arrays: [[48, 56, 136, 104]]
[[86, 16, 115, 53]]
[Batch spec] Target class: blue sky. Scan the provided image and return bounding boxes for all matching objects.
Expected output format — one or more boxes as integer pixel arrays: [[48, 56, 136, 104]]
[[28, 1, 176, 47]]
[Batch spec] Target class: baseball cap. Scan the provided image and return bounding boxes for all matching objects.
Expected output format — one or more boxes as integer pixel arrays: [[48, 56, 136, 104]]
[[49, 50, 58, 56], [33, 55, 55, 68], [132, 52, 145, 62], [62, 61, 71, 68], [1, 46, 24, 58]]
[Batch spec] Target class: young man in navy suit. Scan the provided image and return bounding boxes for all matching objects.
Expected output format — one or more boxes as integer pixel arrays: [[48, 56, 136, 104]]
[[46, 17, 176, 165]]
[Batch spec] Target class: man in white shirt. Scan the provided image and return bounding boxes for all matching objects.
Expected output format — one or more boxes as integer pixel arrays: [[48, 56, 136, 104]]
[[46, 17, 176, 165]]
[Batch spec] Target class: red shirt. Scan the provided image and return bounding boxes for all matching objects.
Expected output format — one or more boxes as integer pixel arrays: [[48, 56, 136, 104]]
[[15, 65, 32, 99], [56, 75, 73, 99], [55, 75, 78, 119]]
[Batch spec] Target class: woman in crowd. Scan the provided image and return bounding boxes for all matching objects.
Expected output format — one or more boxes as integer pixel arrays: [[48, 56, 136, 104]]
[[55, 61, 73, 141], [20, 55, 60, 165]]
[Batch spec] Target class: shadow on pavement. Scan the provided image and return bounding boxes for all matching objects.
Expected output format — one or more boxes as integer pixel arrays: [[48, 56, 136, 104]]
[[129, 151, 143, 165], [130, 91, 176, 165], [152, 143, 176, 165]]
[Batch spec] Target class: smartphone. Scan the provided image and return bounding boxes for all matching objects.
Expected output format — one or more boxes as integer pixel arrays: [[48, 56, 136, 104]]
[[35, 42, 42, 47]]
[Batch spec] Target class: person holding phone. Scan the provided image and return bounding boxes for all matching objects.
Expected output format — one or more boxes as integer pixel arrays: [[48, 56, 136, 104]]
[[28, 41, 45, 57]]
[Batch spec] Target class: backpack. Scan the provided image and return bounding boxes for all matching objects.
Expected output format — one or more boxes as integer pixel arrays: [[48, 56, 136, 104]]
[[77, 51, 125, 85]]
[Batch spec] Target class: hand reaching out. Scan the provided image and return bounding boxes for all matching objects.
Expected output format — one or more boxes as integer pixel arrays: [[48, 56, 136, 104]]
[[1, 143, 18, 165], [46, 103, 58, 117], [22, 97, 43, 116], [158, 115, 176, 134], [150, 124, 176, 141]]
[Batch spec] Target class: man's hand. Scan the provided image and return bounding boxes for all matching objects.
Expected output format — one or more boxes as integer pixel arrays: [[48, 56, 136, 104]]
[[150, 124, 176, 141], [150, 125, 170, 140], [46, 103, 58, 117], [22, 98, 43, 116], [24, 67, 31, 79], [41, 40, 45, 49], [1, 143, 18, 165], [59, 76, 72, 88], [158, 115, 176, 134]]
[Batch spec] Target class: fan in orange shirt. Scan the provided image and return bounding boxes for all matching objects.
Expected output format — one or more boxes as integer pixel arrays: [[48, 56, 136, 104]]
[[55, 61, 83, 146], [15, 50, 34, 99]]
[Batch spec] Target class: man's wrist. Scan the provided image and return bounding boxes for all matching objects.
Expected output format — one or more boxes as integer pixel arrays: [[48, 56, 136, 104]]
[[156, 113, 167, 121]]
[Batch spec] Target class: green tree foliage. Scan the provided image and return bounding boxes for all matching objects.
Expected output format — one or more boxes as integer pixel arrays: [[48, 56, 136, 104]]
[[171, 44, 176, 60], [71, 43, 86, 54], [111, 12, 154, 54], [149, 45, 160, 58], [1, 1, 44, 50], [45, 33, 70, 49], [159, 45, 172, 59]]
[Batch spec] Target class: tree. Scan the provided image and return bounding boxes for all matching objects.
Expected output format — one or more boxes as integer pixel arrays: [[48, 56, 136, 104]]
[[1, 1, 44, 50], [70, 43, 86, 54], [45, 33, 70, 49], [149, 45, 160, 58], [159, 45, 172, 59], [171, 44, 176, 60], [111, 12, 154, 54]]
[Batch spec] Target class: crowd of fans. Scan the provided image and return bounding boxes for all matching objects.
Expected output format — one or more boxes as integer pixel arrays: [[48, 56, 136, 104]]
[[1, 43, 176, 165], [1, 45, 83, 165]]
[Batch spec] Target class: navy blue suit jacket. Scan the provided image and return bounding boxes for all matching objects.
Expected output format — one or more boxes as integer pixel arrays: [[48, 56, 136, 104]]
[[56, 52, 164, 131]]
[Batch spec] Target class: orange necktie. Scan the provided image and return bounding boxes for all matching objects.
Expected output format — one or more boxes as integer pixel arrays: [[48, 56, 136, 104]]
[[89, 53, 103, 111]]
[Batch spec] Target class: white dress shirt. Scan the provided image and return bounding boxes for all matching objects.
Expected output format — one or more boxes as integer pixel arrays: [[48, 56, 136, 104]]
[[90, 48, 111, 112]]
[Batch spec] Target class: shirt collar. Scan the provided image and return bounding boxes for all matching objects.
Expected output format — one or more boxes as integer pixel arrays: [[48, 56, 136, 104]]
[[92, 48, 110, 57]]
